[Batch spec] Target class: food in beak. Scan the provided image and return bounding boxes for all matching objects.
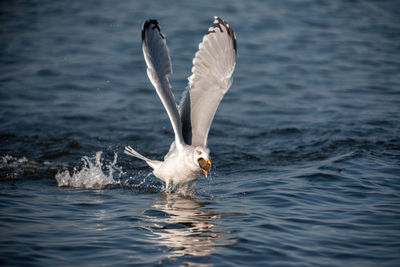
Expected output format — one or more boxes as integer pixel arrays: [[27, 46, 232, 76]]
[[198, 158, 211, 177]]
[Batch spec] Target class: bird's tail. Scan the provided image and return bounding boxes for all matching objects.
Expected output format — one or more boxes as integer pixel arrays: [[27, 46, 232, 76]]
[[125, 146, 150, 161], [124, 146, 161, 170]]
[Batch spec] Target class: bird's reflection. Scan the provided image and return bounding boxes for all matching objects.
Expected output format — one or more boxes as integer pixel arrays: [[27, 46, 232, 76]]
[[146, 193, 234, 257]]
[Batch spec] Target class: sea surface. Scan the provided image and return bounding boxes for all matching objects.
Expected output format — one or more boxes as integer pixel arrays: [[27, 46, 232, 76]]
[[1, 0, 400, 266]]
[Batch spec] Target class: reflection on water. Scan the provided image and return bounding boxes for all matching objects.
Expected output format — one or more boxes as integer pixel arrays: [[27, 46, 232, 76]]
[[147, 194, 236, 258]]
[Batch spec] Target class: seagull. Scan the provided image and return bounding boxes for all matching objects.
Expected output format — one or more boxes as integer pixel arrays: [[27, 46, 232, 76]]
[[125, 16, 236, 189]]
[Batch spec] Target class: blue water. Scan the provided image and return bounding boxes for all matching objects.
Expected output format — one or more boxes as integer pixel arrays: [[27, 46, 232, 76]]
[[1, 0, 400, 266]]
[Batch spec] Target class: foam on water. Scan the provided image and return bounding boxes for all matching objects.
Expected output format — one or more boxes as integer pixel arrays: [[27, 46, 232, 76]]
[[1, 155, 62, 179], [55, 151, 123, 189]]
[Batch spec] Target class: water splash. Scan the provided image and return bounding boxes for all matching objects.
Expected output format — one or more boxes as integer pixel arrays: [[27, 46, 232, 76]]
[[55, 151, 124, 189]]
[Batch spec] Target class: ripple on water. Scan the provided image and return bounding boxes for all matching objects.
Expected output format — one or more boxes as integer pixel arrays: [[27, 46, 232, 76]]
[[1, 0, 400, 265]]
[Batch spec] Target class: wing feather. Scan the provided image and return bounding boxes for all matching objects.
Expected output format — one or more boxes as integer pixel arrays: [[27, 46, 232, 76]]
[[179, 17, 236, 146], [142, 19, 185, 150]]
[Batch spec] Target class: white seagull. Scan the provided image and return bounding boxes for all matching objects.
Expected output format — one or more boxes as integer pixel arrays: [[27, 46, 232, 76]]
[[125, 16, 236, 189]]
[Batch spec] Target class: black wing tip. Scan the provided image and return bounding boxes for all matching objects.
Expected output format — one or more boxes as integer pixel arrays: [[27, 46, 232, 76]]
[[142, 19, 163, 42], [209, 16, 237, 54]]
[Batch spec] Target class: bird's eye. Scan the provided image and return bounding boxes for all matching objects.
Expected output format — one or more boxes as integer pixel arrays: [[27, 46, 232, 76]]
[[196, 151, 201, 155]]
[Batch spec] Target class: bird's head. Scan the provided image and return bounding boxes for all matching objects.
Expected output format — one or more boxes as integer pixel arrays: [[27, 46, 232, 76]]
[[194, 147, 211, 177]]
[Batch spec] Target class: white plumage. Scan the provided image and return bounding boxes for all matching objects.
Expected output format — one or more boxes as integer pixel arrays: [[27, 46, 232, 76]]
[[125, 17, 236, 190]]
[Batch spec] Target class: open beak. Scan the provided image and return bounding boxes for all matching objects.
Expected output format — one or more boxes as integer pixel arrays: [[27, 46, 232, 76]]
[[199, 158, 211, 177]]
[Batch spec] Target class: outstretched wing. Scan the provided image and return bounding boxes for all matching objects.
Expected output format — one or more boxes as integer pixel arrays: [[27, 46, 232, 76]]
[[179, 17, 237, 147], [142, 19, 185, 150]]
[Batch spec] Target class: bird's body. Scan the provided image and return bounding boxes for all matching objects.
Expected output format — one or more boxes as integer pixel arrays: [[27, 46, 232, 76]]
[[155, 144, 209, 187], [126, 142, 210, 188], [125, 17, 236, 189]]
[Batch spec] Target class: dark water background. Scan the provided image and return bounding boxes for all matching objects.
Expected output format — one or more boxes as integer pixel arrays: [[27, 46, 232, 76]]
[[1, 0, 400, 266]]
